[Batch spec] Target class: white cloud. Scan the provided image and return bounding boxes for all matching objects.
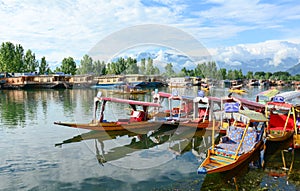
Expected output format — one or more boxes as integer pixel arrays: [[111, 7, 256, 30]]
[[0, 0, 300, 70], [210, 40, 300, 69]]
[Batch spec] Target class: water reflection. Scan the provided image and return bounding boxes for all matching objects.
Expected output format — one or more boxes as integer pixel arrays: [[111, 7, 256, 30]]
[[55, 126, 214, 170], [1, 86, 300, 190]]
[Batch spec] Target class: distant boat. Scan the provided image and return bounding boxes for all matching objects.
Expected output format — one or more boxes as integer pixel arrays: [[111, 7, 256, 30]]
[[248, 79, 260, 86], [229, 84, 247, 94], [94, 75, 125, 89], [125, 74, 164, 88], [2, 73, 73, 89], [167, 77, 192, 88], [71, 75, 97, 88]]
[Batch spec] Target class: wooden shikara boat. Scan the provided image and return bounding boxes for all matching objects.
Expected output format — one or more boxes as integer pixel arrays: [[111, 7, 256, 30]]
[[155, 91, 222, 130], [265, 91, 300, 142], [197, 108, 268, 174], [54, 92, 169, 131]]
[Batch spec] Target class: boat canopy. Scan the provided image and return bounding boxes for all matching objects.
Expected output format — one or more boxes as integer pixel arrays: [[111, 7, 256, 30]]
[[257, 88, 279, 98], [266, 101, 293, 110], [193, 96, 221, 103], [276, 91, 300, 102], [158, 91, 194, 100], [222, 97, 265, 111], [213, 110, 268, 124], [95, 96, 160, 107]]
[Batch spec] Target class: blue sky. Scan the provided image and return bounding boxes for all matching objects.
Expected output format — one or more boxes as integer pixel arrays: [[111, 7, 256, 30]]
[[0, 0, 300, 70]]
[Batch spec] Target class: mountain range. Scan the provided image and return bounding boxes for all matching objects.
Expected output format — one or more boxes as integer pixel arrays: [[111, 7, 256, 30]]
[[49, 40, 300, 75], [113, 40, 300, 75]]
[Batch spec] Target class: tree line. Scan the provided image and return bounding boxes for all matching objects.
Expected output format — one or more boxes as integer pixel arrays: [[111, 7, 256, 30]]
[[0, 41, 299, 81], [0, 42, 77, 75]]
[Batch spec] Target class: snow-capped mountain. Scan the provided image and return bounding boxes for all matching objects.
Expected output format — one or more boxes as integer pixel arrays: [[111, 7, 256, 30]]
[[108, 40, 300, 74], [211, 40, 300, 73]]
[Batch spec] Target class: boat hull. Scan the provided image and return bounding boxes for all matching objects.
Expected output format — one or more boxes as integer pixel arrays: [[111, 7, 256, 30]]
[[198, 141, 263, 174], [54, 119, 216, 132], [293, 134, 300, 149], [54, 121, 171, 131], [267, 131, 294, 142]]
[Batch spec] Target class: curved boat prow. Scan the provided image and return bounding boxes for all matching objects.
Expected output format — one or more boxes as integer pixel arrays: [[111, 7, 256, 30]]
[[54, 121, 77, 127], [197, 167, 207, 174]]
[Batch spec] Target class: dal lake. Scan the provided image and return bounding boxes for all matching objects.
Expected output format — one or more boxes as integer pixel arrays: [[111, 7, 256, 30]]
[[0, 86, 300, 191]]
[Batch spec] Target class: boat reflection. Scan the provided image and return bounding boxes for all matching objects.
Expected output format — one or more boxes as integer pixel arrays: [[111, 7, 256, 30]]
[[55, 126, 217, 168]]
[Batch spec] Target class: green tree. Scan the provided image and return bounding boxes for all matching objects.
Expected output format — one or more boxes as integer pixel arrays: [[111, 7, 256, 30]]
[[106, 63, 112, 74], [61, 57, 77, 75], [219, 68, 227, 79], [24, 49, 38, 72], [125, 57, 139, 74], [93, 60, 106, 75], [14, 44, 24, 72], [78, 54, 93, 74], [0, 42, 15, 72], [146, 57, 155, 75], [39, 56, 49, 74], [140, 58, 146, 74], [265, 72, 272, 80], [165, 63, 175, 77], [246, 71, 254, 79], [154, 67, 160, 75]]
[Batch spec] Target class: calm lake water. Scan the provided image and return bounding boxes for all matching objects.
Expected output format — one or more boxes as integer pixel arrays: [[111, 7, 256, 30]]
[[1, 86, 300, 191]]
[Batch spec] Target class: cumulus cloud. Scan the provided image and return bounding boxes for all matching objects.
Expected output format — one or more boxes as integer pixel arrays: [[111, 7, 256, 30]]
[[1, 0, 300, 70], [210, 40, 300, 69]]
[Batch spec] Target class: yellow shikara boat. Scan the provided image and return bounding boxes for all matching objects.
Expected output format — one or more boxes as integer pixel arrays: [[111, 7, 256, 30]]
[[229, 84, 246, 94], [229, 88, 247, 94], [197, 108, 268, 174]]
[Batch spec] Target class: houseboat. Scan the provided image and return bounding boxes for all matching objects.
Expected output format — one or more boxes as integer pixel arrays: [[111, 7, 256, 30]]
[[124, 74, 165, 88], [167, 77, 192, 88], [2, 73, 73, 89], [248, 79, 260, 86], [70, 75, 97, 88], [94, 75, 125, 89]]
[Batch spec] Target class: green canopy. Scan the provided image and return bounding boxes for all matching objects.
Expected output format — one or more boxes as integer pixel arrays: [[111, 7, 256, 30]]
[[213, 110, 268, 124]]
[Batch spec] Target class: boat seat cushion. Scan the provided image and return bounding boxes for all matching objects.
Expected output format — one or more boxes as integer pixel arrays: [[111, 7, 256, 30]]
[[242, 128, 258, 152], [226, 126, 244, 143], [216, 127, 258, 156], [269, 114, 295, 131]]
